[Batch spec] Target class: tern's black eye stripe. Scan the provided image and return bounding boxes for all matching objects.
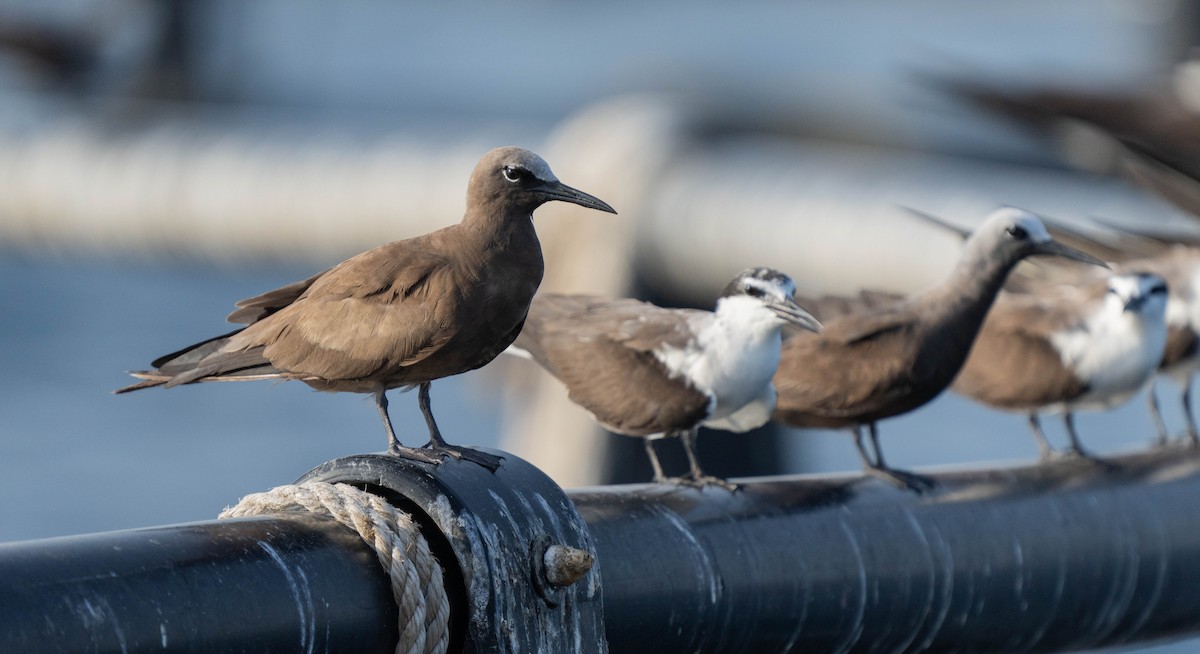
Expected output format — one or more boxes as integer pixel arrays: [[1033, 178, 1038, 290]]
[[1006, 225, 1028, 240]]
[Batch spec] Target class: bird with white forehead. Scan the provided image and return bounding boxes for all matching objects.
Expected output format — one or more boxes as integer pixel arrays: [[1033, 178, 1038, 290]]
[[954, 272, 1169, 458], [508, 267, 820, 488], [772, 207, 1108, 492], [907, 208, 1194, 450], [1034, 222, 1200, 447], [117, 146, 616, 470], [1130, 249, 1200, 445]]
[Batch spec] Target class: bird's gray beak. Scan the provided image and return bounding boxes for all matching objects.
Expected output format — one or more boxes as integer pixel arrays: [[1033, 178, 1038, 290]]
[[539, 180, 617, 214], [1033, 240, 1110, 268], [1123, 296, 1146, 312], [770, 297, 822, 333]]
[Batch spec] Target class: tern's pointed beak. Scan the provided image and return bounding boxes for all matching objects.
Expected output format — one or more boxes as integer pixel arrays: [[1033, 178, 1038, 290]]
[[1033, 240, 1110, 268], [770, 297, 822, 333], [538, 180, 617, 214]]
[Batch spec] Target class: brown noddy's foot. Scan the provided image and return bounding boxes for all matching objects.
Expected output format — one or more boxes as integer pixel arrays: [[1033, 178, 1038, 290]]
[[1180, 431, 1200, 449], [865, 466, 938, 494], [673, 473, 739, 492], [1048, 447, 1120, 471], [1056, 446, 1097, 461], [424, 443, 505, 472], [656, 475, 737, 492], [387, 444, 444, 466]]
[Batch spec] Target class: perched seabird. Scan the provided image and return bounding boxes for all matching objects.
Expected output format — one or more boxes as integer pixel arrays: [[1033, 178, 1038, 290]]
[[953, 273, 1169, 458], [1047, 222, 1200, 446], [117, 146, 616, 469], [508, 268, 820, 487], [771, 208, 1106, 490], [924, 210, 1200, 447], [1120, 248, 1200, 445]]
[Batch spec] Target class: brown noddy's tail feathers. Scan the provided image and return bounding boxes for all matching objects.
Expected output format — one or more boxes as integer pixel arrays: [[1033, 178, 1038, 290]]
[[115, 328, 284, 393]]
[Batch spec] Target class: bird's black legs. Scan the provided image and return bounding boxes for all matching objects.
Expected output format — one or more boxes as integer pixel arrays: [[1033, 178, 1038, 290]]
[[1149, 379, 1200, 447], [379, 384, 503, 470], [867, 423, 888, 469], [1061, 412, 1093, 458], [1027, 413, 1056, 461], [1182, 379, 1199, 447], [376, 389, 398, 448], [378, 389, 441, 465], [854, 423, 936, 493], [1029, 411, 1109, 466], [851, 426, 875, 468], [643, 438, 668, 483], [679, 428, 736, 490], [642, 433, 735, 490], [417, 382, 452, 451], [1148, 385, 1170, 446], [415, 382, 504, 471]]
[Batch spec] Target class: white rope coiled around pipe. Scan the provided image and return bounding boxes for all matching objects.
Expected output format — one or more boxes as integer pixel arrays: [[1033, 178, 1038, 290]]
[[220, 482, 451, 654]]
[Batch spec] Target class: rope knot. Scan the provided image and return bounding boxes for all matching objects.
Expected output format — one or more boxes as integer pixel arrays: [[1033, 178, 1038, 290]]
[[221, 482, 450, 654]]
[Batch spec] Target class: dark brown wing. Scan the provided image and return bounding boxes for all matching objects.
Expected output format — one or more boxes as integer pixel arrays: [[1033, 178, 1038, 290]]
[[792, 289, 905, 324], [515, 294, 710, 436], [226, 269, 329, 324], [772, 312, 922, 428], [952, 293, 1089, 409], [1161, 325, 1198, 371], [824, 310, 916, 346], [227, 243, 456, 381]]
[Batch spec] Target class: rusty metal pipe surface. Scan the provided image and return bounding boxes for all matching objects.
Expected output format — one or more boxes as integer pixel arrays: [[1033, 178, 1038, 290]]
[[571, 447, 1200, 653]]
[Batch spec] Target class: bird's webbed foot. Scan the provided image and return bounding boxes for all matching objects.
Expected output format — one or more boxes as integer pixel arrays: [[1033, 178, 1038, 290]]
[[424, 442, 505, 471], [865, 466, 938, 494], [667, 473, 738, 492]]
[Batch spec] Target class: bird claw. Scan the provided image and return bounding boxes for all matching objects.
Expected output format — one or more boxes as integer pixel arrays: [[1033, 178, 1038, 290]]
[[654, 475, 737, 492], [674, 474, 738, 492], [1054, 447, 1097, 462], [386, 442, 503, 471], [427, 444, 505, 472], [387, 444, 444, 466], [866, 467, 938, 494], [1042, 448, 1120, 472]]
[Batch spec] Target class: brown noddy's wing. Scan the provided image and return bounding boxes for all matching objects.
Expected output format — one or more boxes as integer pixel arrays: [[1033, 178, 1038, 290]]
[[227, 269, 329, 324], [515, 294, 710, 436], [953, 291, 1091, 408], [226, 243, 458, 381]]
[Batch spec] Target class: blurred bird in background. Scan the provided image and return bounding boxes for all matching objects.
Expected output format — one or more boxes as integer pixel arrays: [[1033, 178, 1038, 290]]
[[771, 208, 1106, 491]]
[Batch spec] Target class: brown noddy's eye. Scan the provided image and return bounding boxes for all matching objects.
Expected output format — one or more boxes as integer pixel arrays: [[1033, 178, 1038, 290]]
[[502, 166, 529, 183]]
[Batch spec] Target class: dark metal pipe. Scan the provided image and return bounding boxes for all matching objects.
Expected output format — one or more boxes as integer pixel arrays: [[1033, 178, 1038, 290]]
[[570, 448, 1200, 653], [0, 515, 397, 653], [4, 449, 1200, 653], [0, 450, 607, 654]]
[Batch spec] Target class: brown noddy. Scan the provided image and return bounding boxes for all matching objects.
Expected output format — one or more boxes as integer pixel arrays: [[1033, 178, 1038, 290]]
[[771, 207, 1107, 491], [117, 146, 616, 470]]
